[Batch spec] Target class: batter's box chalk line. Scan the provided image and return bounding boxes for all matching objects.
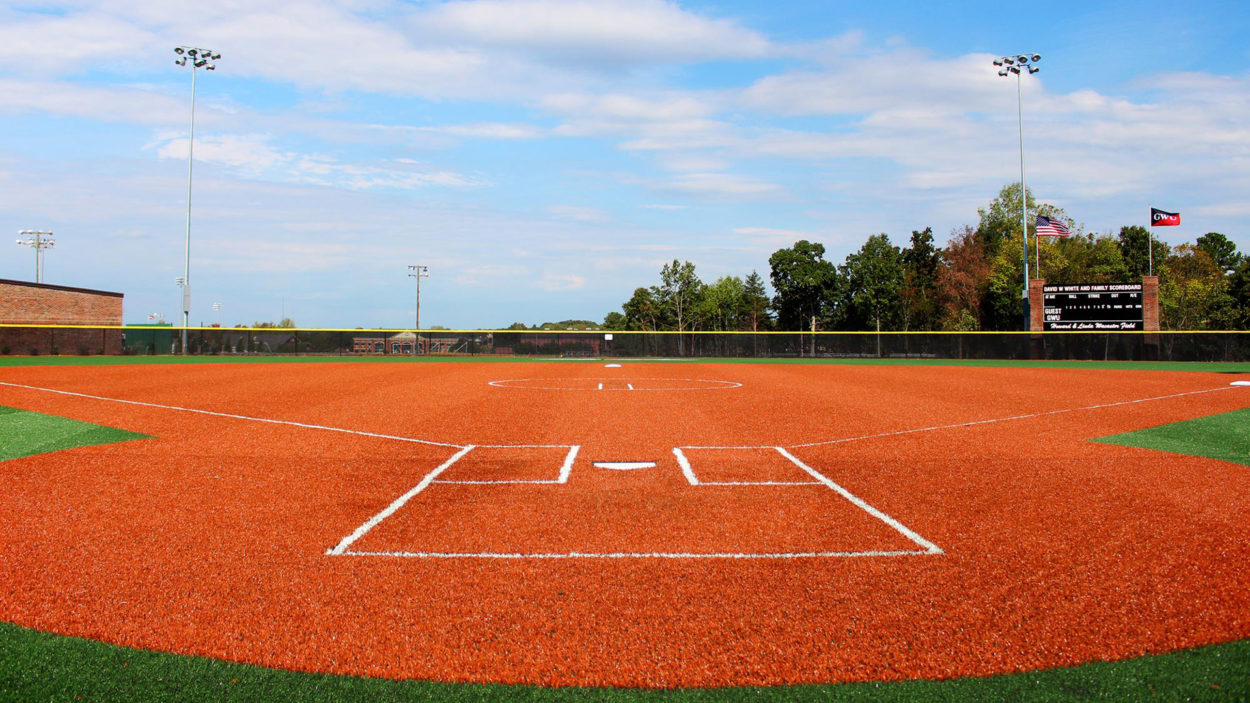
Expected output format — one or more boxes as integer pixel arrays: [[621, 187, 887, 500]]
[[327, 443, 942, 560]]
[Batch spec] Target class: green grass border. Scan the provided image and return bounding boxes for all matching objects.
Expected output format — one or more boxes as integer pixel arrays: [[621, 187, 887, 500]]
[[2, 381, 1249, 700], [1, 622, 1246, 702], [0, 406, 149, 461], [1092, 408, 1249, 467]]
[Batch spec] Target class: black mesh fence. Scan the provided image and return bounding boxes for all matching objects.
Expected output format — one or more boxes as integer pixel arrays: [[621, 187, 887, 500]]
[[1, 326, 1247, 362]]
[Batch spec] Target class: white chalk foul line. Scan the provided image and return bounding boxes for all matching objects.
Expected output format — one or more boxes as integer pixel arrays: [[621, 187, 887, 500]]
[[0, 381, 464, 448], [787, 385, 1239, 449], [776, 447, 943, 555], [327, 445, 476, 555], [337, 549, 932, 559]]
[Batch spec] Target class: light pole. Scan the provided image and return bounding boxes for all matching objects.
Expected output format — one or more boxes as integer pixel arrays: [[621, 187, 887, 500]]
[[174, 46, 220, 354], [994, 52, 1040, 330], [408, 265, 429, 351], [16, 230, 55, 283]]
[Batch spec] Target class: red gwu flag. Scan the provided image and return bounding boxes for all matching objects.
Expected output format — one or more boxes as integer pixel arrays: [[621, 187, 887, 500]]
[[1151, 207, 1180, 226]]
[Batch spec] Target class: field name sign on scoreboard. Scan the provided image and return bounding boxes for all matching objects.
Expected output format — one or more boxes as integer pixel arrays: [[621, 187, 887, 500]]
[[1042, 283, 1144, 331]]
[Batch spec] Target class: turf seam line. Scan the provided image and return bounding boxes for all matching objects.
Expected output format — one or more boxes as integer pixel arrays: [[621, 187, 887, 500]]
[[0, 381, 464, 448], [787, 385, 1239, 449], [327, 444, 477, 556]]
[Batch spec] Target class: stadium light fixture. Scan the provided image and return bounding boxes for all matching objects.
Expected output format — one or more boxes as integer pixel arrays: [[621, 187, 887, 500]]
[[173, 45, 220, 354], [16, 230, 55, 283], [995, 52, 1041, 330]]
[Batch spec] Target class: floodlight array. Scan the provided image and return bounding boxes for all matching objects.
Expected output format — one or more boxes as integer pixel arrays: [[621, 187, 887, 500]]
[[174, 46, 221, 70], [994, 53, 1041, 77]]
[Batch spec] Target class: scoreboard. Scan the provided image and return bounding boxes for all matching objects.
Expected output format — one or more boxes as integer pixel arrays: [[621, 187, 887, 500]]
[[1042, 283, 1144, 331]]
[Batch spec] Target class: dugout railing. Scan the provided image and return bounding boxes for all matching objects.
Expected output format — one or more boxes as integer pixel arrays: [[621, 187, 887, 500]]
[[1, 325, 1248, 362]]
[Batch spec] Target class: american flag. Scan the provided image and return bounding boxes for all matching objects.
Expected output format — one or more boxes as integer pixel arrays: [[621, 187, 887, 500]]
[[1035, 215, 1070, 237]]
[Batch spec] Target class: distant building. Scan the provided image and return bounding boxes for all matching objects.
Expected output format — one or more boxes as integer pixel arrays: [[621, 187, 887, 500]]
[[0, 278, 124, 355], [350, 331, 466, 355]]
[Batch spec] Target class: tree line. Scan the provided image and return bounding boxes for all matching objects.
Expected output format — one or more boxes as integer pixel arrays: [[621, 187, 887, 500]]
[[602, 183, 1250, 332]]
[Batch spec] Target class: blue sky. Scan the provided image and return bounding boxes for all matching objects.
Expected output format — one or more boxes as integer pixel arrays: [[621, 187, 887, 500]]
[[1, 0, 1247, 328]]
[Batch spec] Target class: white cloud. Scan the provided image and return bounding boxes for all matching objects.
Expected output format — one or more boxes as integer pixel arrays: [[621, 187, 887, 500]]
[[150, 133, 480, 190], [733, 227, 813, 244], [415, 123, 545, 140], [652, 172, 784, 199], [0, 79, 186, 124], [537, 272, 587, 291], [547, 205, 610, 222], [420, 0, 771, 65], [0, 10, 156, 73]]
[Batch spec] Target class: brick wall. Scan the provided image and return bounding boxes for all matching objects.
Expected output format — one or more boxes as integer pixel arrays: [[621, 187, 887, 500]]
[[1141, 276, 1160, 331], [1028, 279, 1046, 331], [0, 279, 123, 325], [0, 279, 124, 354]]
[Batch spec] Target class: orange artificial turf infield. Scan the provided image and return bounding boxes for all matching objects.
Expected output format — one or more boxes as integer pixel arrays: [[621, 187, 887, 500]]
[[0, 361, 1248, 688]]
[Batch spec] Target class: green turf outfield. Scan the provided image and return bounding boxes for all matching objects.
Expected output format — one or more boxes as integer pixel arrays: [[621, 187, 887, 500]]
[[1092, 408, 1249, 467], [0, 406, 148, 461], [0, 621, 1245, 702], [0, 393, 1248, 701]]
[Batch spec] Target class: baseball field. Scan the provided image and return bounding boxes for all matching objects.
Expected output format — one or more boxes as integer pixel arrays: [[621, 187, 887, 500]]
[[1, 356, 1247, 700]]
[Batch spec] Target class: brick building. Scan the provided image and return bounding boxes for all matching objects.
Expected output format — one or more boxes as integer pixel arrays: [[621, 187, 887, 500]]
[[0, 278, 125, 355]]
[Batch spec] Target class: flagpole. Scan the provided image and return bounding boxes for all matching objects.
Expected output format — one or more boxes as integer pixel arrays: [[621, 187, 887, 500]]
[[1147, 207, 1153, 276]]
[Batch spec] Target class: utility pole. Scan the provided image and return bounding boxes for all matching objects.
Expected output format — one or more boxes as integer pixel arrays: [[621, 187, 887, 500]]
[[408, 265, 429, 353]]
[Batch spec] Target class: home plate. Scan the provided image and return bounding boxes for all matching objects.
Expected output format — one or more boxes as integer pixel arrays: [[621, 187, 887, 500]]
[[593, 461, 655, 470]]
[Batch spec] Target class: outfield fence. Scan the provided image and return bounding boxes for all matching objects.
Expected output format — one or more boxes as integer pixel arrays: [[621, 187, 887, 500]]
[[1, 325, 1248, 362]]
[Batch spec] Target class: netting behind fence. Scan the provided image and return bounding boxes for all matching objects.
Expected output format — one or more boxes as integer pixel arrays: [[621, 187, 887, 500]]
[[1, 326, 1247, 363]]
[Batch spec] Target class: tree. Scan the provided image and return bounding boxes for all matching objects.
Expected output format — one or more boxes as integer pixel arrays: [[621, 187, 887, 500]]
[[1040, 233, 1128, 284], [658, 260, 703, 354], [602, 312, 626, 330], [768, 240, 838, 331], [742, 271, 772, 332], [935, 226, 988, 330], [841, 233, 904, 333], [976, 182, 1071, 268], [1229, 260, 1250, 329], [504, 322, 528, 330], [1160, 244, 1236, 330], [1118, 225, 1171, 278], [900, 227, 941, 330], [621, 286, 665, 331], [1196, 232, 1243, 273], [699, 275, 746, 331], [982, 235, 1026, 331]]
